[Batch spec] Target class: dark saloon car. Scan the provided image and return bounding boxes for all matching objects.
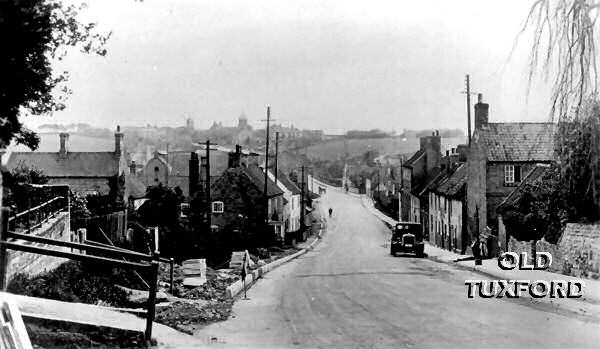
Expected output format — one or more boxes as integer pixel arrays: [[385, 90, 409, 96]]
[[390, 222, 424, 257]]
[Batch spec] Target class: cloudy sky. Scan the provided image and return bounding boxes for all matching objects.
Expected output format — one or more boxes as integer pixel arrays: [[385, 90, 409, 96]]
[[25, 0, 552, 134]]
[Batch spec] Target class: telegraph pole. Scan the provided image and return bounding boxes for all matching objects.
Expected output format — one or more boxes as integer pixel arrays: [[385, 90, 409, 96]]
[[202, 140, 218, 231], [300, 166, 305, 229], [462, 74, 479, 146], [466, 75, 472, 145], [275, 131, 279, 184], [261, 107, 274, 227]]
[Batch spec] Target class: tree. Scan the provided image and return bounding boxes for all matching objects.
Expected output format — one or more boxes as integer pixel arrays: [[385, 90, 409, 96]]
[[0, 0, 110, 150], [523, 0, 600, 219]]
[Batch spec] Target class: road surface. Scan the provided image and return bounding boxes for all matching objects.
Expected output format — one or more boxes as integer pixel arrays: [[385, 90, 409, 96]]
[[195, 189, 600, 348]]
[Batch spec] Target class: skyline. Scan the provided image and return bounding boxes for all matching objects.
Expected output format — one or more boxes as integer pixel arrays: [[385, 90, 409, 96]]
[[23, 0, 552, 134]]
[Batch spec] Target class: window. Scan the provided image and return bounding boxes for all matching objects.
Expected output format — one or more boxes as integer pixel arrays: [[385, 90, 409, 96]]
[[212, 201, 224, 213], [504, 165, 521, 184]]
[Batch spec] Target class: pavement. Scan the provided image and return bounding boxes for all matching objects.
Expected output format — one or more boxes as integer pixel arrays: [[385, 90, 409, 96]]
[[360, 195, 600, 307], [194, 188, 600, 348], [5, 292, 205, 348]]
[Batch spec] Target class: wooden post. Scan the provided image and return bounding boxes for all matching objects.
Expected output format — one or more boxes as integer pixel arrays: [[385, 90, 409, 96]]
[[0, 207, 9, 291], [169, 257, 174, 294], [145, 253, 160, 344]]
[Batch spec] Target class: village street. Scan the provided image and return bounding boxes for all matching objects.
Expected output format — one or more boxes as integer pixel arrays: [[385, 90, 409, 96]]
[[195, 188, 600, 348]]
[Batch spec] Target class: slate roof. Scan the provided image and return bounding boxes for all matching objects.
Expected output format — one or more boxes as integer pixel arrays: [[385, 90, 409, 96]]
[[242, 166, 284, 197], [403, 149, 425, 167], [412, 167, 444, 197], [474, 122, 555, 162], [435, 164, 467, 197], [277, 171, 301, 195], [6, 152, 120, 177], [497, 163, 550, 212], [126, 175, 147, 199]]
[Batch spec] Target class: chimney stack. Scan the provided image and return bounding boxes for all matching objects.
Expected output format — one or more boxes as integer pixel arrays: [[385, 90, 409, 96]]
[[114, 125, 123, 156], [229, 145, 243, 168], [59, 133, 69, 157], [189, 152, 200, 197], [474, 94, 489, 129]]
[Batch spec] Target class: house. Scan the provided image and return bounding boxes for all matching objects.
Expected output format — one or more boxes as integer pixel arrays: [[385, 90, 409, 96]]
[[5, 127, 129, 198], [143, 144, 260, 199], [210, 162, 285, 245], [428, 163, 468, 253], [496, 163, 550, 253], [144, 150, 199, 198], [267, 170, 302, 241], [466, 94, 554, 256], [400, 131, 443, 235]]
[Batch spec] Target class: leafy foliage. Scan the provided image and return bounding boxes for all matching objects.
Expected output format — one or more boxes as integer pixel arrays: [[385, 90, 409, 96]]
[[7, 261, 133, 307], [0, 0, 110, 149]]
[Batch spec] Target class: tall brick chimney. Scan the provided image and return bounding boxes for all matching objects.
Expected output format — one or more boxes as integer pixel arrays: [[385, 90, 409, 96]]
[[419, 131, 442, 174], [474, 94, 489, 129], [228, 145, 242, 168], [114, 125, 123, 156], [189, 152, 199, 197], [59, 133, 69, 157]]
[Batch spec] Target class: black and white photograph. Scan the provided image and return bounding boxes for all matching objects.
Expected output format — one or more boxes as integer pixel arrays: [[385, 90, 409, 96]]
[[1, 0, 599, 348]]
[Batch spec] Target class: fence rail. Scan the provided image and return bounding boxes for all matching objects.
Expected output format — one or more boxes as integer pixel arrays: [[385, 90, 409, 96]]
[[8, 196, 68, 234], [0, 207, 160, 345]]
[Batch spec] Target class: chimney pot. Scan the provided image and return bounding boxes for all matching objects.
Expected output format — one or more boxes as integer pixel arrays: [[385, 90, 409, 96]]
[[478, 93, 483, 103], [114, 126, 124, 156], [59, 133, 69, 157], [474, 97, 489, 129]]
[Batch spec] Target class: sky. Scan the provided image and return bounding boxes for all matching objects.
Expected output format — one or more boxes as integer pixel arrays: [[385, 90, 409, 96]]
[[24, 0, 553, 134]]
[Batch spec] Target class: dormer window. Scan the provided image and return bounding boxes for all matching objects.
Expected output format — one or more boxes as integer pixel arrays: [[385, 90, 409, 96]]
[[504, 165, 521, 184]]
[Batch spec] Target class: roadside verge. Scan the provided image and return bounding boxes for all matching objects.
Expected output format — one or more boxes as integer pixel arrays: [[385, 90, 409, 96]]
[[225, 225, 323, 299]]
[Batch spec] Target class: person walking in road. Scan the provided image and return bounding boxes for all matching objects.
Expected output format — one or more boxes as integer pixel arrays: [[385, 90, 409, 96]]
[[328, 208, 333, 218]]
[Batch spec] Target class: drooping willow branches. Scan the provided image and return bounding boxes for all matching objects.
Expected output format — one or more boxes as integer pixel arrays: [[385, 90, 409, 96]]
[[523, 0, 599, 119], [521, 0, 600, 219]]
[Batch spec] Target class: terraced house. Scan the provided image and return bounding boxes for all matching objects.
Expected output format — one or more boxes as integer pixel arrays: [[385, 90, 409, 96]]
[[466, 94, 555, 257]]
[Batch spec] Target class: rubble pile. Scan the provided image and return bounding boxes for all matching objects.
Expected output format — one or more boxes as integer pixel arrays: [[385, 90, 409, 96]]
[[153, 266, 238, 333]]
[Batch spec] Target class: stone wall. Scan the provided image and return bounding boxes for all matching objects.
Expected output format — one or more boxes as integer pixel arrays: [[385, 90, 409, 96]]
[[7, 212, 71, 282], [508, 223, 600, 279]]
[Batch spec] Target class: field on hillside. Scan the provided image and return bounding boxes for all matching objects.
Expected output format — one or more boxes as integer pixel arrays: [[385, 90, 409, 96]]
[[295, 136, 465, 161], [8, 133, 114, 152]]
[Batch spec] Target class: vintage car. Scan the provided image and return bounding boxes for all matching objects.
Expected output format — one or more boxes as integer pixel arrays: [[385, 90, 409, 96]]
[[390, 222, 424, 257]]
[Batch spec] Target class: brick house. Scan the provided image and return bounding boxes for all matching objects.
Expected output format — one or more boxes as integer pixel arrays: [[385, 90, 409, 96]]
[[268, 170, 302, 237], [210, 163, 284, 244], [428, 163, 468, 253], [496, 163, 550, 253], [400, 131, 442, 236], [466, 95, 554, 256], [5, 127, 129, 197]]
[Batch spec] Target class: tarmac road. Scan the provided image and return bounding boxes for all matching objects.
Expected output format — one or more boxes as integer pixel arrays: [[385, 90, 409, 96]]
[[195, 189, 600, 348]]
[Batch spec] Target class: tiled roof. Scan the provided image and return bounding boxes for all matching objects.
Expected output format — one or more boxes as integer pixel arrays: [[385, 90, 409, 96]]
[[6, 152, 120, 177], [403, 149, 425, 167], [242, 166, 284, 197], [497, 164, 550, 212], [412, 167, 444, 197], [474, 122, 555, 162], [277, 171, 301, 195], [126, 175, 147, 199], [435, 164, 467, 197]]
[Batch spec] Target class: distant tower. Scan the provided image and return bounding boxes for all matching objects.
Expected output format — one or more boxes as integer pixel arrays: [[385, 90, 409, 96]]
[[238, 113, 248, 129], [185, 117, 194, 130]]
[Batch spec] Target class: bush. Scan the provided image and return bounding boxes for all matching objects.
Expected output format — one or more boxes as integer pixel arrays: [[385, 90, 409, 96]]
[[6, 261, 145, 307]]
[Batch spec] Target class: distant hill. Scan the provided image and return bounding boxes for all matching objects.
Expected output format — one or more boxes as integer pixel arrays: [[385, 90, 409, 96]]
[[293, 136, 465, 161]]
